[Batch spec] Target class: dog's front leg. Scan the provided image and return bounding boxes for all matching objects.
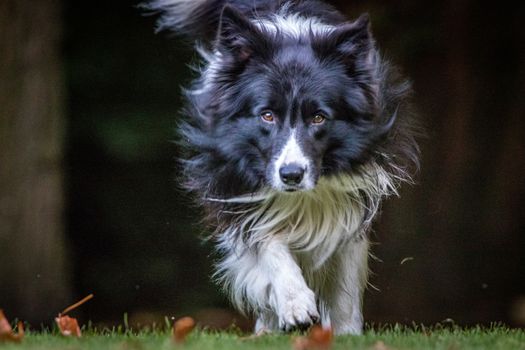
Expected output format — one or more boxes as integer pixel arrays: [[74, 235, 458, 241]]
[[261, 238, 320, 331], [323, 238, 369, 335]]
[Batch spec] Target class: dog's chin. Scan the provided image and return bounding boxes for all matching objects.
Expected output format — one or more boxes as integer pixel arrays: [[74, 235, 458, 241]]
[[273, 183, 316, 193]]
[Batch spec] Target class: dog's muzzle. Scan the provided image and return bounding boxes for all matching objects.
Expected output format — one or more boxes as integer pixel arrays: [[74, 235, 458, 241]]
[[279, 163, 305, 186]]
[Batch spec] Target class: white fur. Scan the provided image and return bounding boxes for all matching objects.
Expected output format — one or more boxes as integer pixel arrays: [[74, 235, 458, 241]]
[[319, 238, 370, 334], [186, 46, 223, 97], [189, 12, 336, 98], [206, 192, 270, 204], [272, 130, 314, 190], [145, 0, 207, 32], [215, 163, 398, 334], [255, 12, 335, 38]]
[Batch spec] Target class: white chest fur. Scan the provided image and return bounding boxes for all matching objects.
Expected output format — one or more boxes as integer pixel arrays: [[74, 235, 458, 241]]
[[223, 164, 396, 260], [214, 164, 398, 328]]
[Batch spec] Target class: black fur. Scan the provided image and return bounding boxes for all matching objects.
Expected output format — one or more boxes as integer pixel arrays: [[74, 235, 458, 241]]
[[145, 0, 420, 217], [146, 0, 346, 40]]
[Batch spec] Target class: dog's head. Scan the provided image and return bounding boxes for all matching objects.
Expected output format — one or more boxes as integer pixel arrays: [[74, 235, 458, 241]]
[[185, 7, 394, 196]]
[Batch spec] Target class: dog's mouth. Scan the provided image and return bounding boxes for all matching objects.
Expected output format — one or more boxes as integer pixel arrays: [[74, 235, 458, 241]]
[[281, 184, 309, 193], [272, 176, 318, 193]]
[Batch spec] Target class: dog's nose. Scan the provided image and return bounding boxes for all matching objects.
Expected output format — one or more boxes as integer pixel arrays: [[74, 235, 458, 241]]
[[279, 164, 305, 185]]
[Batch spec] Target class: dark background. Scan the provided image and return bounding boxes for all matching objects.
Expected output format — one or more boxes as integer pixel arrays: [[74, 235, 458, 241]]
[[1, 0, 524, 329]]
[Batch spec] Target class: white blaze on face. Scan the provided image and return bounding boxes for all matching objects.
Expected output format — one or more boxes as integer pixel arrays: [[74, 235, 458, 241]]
[[272, 130, 314, 190]]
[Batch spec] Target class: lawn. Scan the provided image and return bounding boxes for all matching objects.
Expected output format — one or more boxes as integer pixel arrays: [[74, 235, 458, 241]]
[[1, 326, 524, 350]]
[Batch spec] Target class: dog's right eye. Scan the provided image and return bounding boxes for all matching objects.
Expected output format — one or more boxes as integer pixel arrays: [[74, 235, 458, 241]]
[[260, 111, 275, 123]]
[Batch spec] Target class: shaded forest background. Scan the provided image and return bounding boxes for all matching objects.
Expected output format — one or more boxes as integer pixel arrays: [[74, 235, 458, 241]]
[[1, 0, 524, 328]]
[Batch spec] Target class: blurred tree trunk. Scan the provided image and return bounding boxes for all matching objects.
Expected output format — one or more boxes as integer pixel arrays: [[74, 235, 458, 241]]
[[0, 0, 70, 323]]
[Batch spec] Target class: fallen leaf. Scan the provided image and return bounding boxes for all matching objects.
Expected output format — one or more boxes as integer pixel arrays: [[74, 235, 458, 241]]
[[310, 324, 333, 346], [55, 315, 81, 337], [0, 311, 11, 334], [292, 325, 333, 350], [293, 336, 312, 350], [173, 316, 196, 343], [0, 310, 24, 343], [55, 293, 94, 337], [371, 340, 394, 350]]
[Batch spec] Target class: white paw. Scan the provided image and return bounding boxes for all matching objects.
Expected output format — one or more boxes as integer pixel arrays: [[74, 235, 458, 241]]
[[276, 286, 320, 331]]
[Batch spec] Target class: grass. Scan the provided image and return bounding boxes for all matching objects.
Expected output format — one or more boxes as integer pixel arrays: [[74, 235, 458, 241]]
[[1, 325, 524, 350]]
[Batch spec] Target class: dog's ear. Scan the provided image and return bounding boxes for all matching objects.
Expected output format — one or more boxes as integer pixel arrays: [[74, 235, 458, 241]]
[[216, 5, 271, 62], [313, 14, 378, 112], [332, 14, 373, 53], [313, 14, 376, 72]]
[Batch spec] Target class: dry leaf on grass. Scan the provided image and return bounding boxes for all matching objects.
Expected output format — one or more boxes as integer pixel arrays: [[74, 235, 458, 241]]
[[55, 315, 81, 337], [371, 340, 394, 350], [292, 324, 333, 350], [173, 316, 196, 343], [55, 293, 93, 337], [0, 310, 24, 343]]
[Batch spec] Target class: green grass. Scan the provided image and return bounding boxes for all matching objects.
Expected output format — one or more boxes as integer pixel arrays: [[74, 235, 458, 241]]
[[1, 326, 524, 350]]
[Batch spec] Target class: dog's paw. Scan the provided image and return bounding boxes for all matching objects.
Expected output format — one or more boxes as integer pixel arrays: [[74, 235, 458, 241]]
[[276, 286, 320, 332]]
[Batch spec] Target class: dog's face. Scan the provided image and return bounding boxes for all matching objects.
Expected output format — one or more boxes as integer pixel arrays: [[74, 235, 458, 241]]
[[192, 7, 390, 195], [232, 57, 373, 193]]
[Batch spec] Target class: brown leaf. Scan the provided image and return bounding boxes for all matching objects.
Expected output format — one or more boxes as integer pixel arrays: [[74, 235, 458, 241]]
[[309, 325, 333, 346], [55, 315, 82, 337], [0, 310, 24, 343], [371, 340, 394, 350], [173, 316, 196, 343], [55, 293, 94, 338], [292, 336, 312, 350], [292, 325, 333, 350], [0, 310, 11, 334]]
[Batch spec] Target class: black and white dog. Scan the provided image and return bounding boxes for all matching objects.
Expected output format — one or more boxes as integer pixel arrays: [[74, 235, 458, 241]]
[[144, 0, 419, 335]]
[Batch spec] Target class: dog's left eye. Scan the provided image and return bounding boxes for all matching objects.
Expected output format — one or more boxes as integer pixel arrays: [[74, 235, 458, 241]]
[[260, 111, 275, 123], [312, 113, 326, 125]]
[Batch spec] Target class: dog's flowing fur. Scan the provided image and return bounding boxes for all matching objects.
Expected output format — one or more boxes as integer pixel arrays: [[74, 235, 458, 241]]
[[144, 0, 420, 334]]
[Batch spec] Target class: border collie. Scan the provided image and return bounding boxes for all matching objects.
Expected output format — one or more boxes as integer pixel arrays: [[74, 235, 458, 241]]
[[144, 0, 420, 335]]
